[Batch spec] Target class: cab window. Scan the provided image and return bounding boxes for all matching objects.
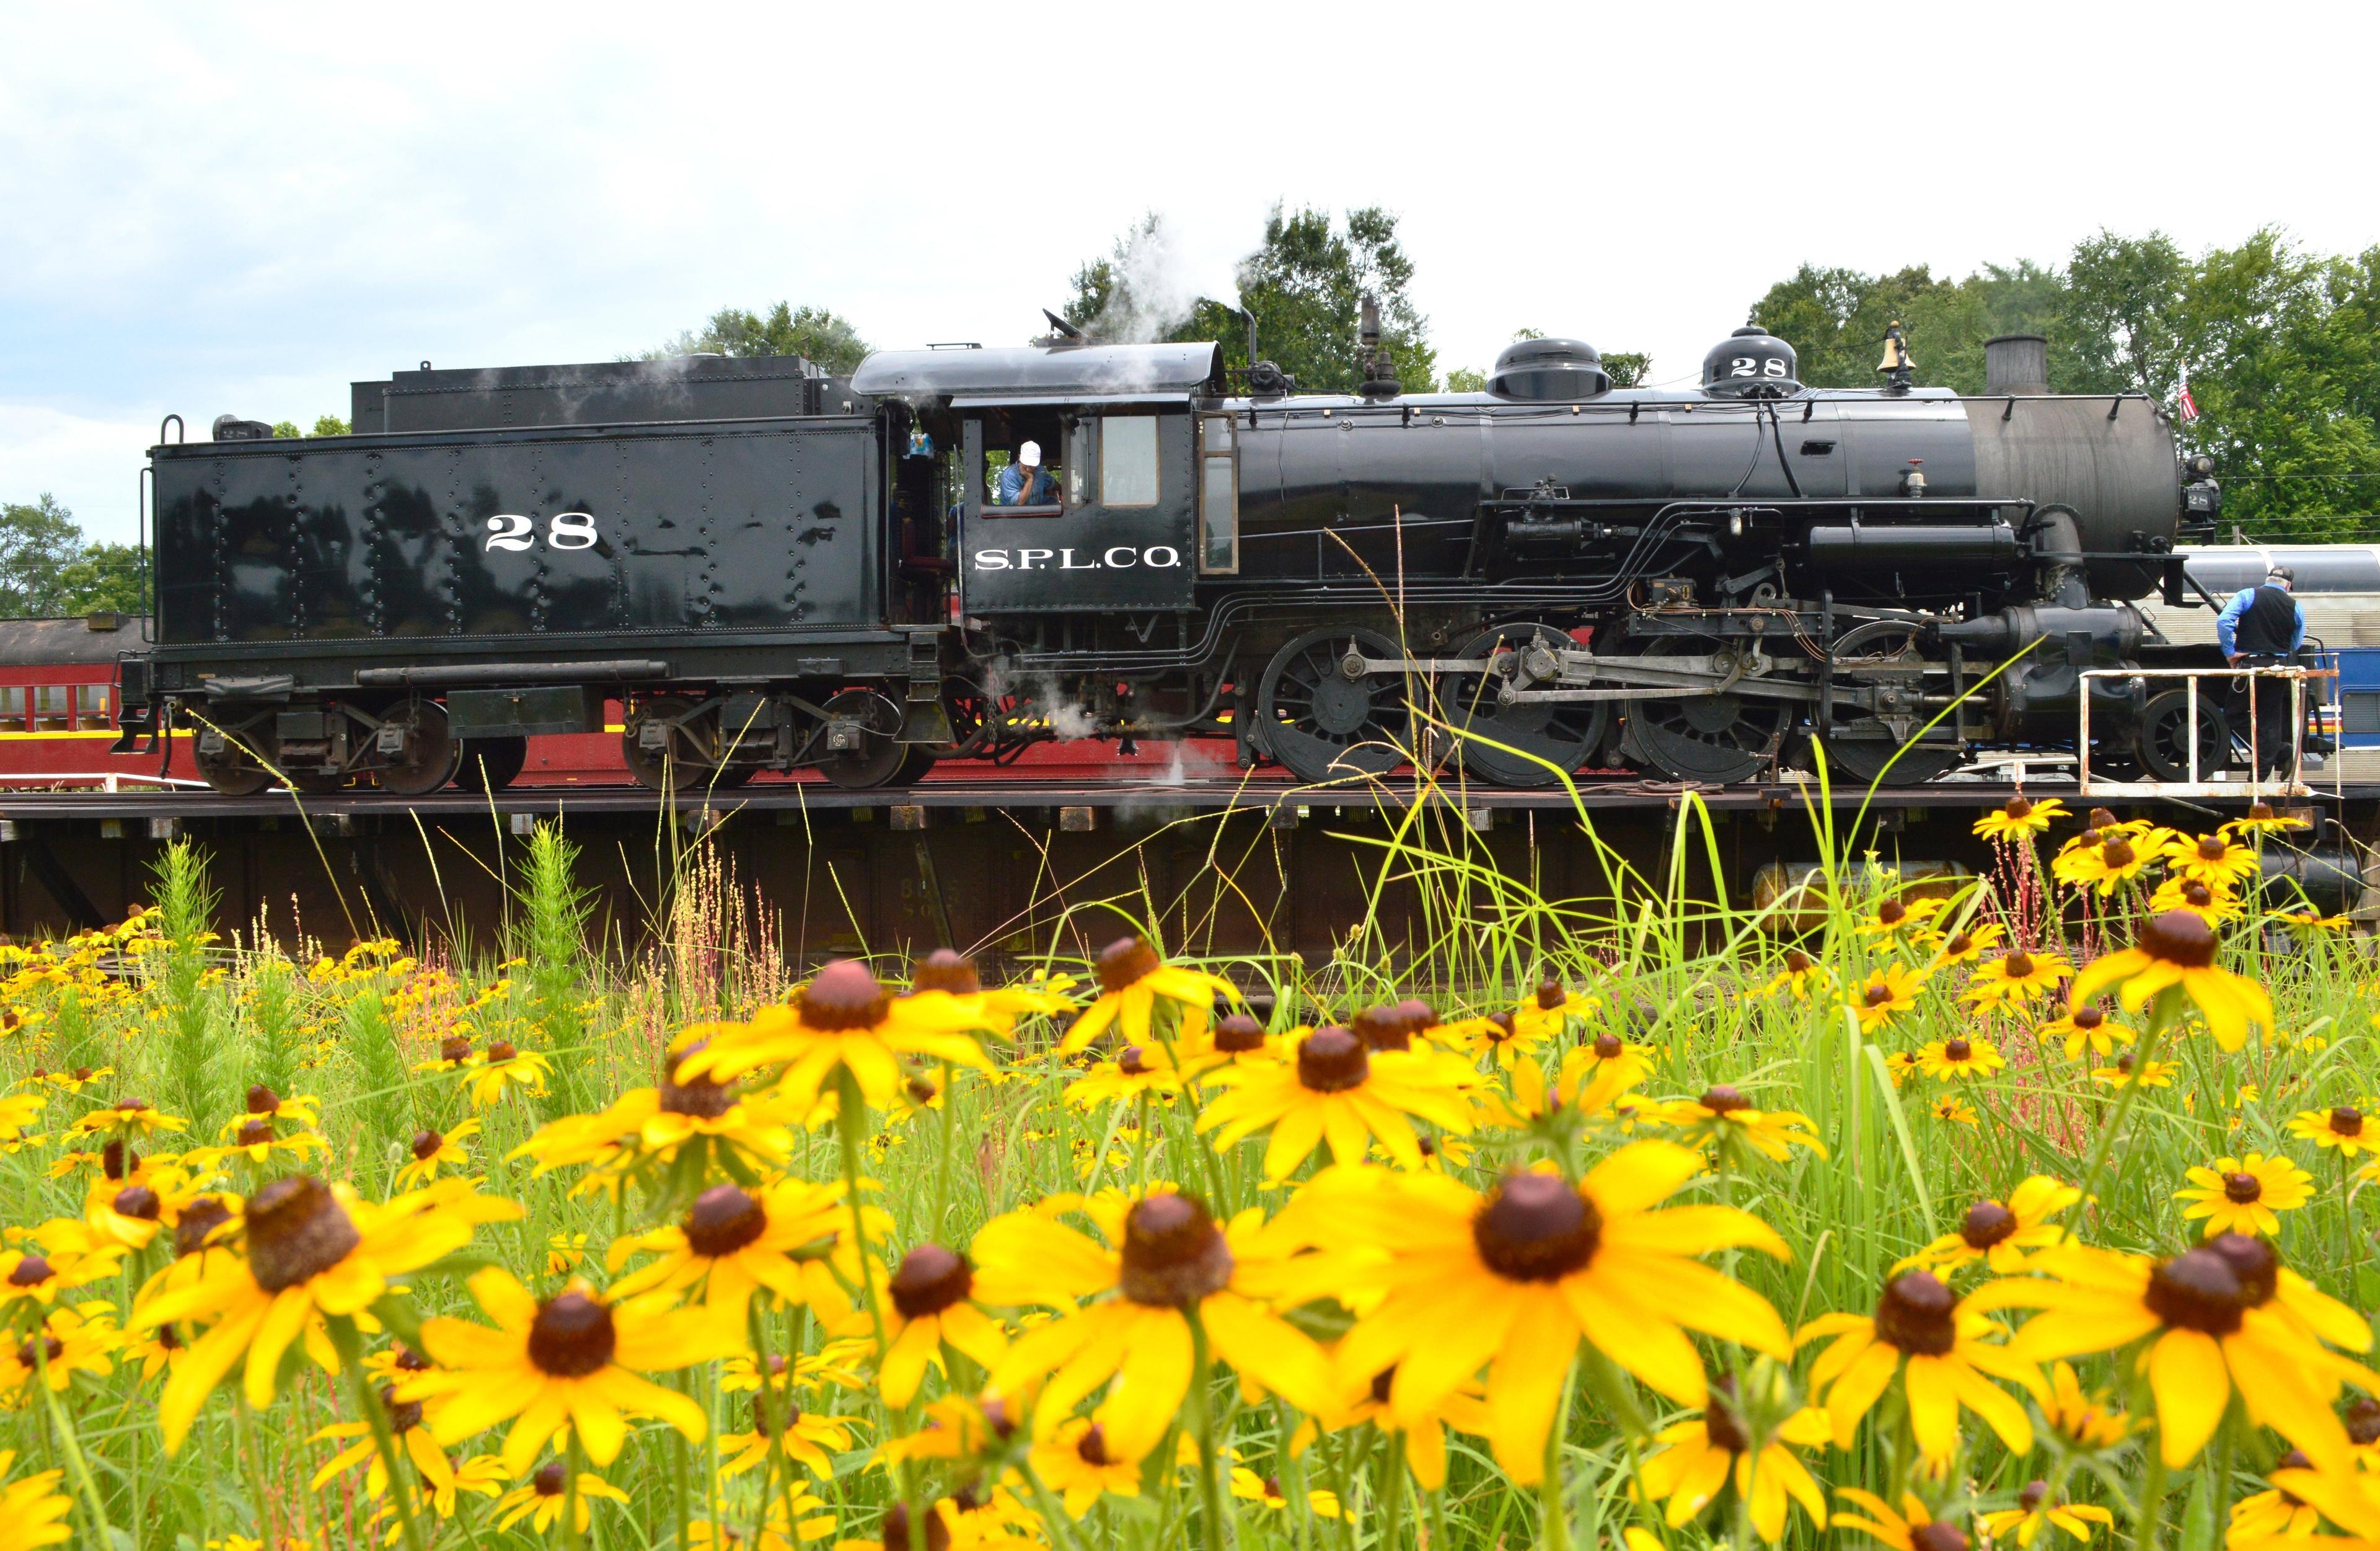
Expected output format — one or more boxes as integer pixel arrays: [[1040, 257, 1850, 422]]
[[979, 410, 1067, 516], [1101, 415, 1159, 507]]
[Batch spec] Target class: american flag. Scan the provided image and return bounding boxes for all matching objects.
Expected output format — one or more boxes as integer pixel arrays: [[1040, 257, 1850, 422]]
[[2177, 366, 2200, 423]]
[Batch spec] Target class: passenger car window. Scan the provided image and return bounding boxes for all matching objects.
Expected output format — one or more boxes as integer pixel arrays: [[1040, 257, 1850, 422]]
[[34, 685, 70, 731], [1102, 416, 1158, 508]]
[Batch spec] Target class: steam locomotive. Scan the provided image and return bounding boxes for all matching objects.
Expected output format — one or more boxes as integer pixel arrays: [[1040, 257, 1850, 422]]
[[125, 313, 2220, 794]]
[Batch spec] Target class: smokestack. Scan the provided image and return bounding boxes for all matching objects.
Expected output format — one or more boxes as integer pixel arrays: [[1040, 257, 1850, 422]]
[[1983, 334, 2050, 396]]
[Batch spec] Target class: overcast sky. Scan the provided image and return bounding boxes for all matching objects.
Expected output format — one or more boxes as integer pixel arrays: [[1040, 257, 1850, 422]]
[[3, 2, 2373, 543]]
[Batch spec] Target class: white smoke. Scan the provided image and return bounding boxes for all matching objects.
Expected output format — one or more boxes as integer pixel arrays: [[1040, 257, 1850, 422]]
[[1082, 213, 1246, 345]]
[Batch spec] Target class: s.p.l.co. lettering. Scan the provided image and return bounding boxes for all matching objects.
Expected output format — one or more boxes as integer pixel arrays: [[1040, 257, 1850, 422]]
[[971, 546, 1183, 572]]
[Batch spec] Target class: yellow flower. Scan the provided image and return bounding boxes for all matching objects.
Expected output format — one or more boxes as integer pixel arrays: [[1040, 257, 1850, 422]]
[[907, 947, 1077, 1038], [405, 1268, 738, 1475], [2042, 1360, 2134, 1451], [605, 1178, 873, 1322], [2036, 1004, 2133, 1062], [2224, 802, 2309, 838], [1928, 1096, 1980, 1126], [491, 1460, 633, 1536], [1974, 793, 2067, 841], [1654, 1085, 1826, 1162], [1856, 896, 1944, 941], [2175, 1152, 2314, 1237], [1028, 1418, 1148, 1516], [2147, 872, 2244, 925], [1329, 1144, 1789, 1483], [2052, 831, 2161, 895], [135, 1177, 503, 1453], [1969, 1234, 2371, 1468], [1475, 1046, 1647, 1133], [1510, 975, 1600, 1044], [2227, 1448, 2324, 1542], [1755, 948, 1832, 1001], [1976, 1482, 2115, 1547], [0, 1304, 118, 1395], [463, 1040, 552, 1108], [1915, 1035, 2006, 1082], [1308, 1364, 1492, 1491], [1797, 1271, 2042, 1461], [1195, 1026, 1473, 1181], [1926, 921, 2006, 971], [1835, 1488, 1968, 1551], [1058, 936, 1237, 1054], [2091, 1054, 2175, 1089], [675, 960, 994, 1108], [1635, 1382, 1830, 1543], [1962, 951, 2069, 1009], [0, 1092, 45, 1140], [69, 1099, 188, 1139], [716, 1402, 865, 1480], [1063, 1045, 1183, 1107], [1230, 1466, 1341, 1519], [974, 1190, 1333, 1462], [2165, 831, 2262, 890], [2067, 911, 2275, 1050], [307, 1389, 455, 1506], [394, 1118, 478, 1190], [2289, 1105, 2378, 1158], [1897, 1177, 2081, 1276], [0, 1450, 71, 1551], [875, 1244, 1008, 1409], [1853, 963, 1927, 1032]]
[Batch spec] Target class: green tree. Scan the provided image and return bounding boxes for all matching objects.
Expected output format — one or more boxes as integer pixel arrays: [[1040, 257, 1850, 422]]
[[654, 303, 872, 373], [0, 495, 83, 616], [1069, 204, 1440, 393], [55, 542, 148, 614], [311, 414, 350, 436]]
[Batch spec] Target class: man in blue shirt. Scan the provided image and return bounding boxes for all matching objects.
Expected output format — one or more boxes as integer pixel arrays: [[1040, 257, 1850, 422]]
[[2215, 563, 2307, 779], [994, 440, 1059, 506]]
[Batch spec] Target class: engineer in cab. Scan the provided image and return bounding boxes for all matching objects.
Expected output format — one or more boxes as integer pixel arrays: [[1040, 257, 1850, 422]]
[[994, 440, 1059, 507]]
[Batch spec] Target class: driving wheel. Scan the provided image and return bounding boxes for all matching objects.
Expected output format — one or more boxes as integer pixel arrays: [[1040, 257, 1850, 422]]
[[622, 695, 712, 793], [1807, 621, 1962, 787], [1444, 623, 1608, 787], [1258, 626, 1413, 784], [193, 718, 276, 797], [1616, 633, 1792, 784], [377, 699, 461, 797]]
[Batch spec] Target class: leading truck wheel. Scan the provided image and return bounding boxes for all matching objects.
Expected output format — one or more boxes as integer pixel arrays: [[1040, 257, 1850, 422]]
[[1443, 623, 1608, 787], [452, 736, 528, 793], [2137, 688, 2234, 782], [1258, 626, 1413, 784]]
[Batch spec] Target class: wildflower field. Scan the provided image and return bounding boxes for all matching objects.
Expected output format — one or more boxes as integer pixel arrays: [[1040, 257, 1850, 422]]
[[0, 792, 2374, 1551]]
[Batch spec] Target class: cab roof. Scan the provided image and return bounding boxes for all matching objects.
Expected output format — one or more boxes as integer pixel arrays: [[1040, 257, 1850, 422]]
[[852, 342, 1223, 403]]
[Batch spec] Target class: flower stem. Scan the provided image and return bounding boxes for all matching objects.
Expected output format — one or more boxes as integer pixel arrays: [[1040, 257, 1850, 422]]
[[2068, 989, 2177, 1240], [1540, 1350, 1576, 1551], [1186, 1307, 1229, 1551], [931, 1058, 958, 1240], [329, 1316, 427, 1551], [33, 1338, 112, 1544], [566, 1429, 588, 1551]]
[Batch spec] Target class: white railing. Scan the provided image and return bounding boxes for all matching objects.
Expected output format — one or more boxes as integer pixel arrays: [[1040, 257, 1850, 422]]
[[2078, 665, 2326, 798], [0, 772, 213, 792]]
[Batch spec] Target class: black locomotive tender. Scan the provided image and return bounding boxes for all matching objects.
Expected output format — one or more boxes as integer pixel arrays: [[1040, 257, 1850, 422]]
[[130, 314, 2221, 795]]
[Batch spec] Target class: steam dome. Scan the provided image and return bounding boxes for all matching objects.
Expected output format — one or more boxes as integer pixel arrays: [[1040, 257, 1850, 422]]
[[1487, 338, 1611, 401]]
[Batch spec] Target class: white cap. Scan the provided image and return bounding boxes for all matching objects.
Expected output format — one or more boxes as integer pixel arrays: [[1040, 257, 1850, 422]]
[[1018, 440, 1042, 467]]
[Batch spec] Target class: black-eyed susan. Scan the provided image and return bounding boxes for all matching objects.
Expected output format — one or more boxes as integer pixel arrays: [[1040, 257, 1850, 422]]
[[1834, 1488, 1970, 1551], [1310, 1363, 1492, 1491], [2228, 1449, 2323, 1542], [307, 1385, 453, 1506], [1975, 792, 2069, 842], [2037, 1004, 2132, 1062], [2090, 1054, 2177, 1089], [0, 1450, 71, 1551], [2053, 831, 2160, 895], [1898, 1177, 2081, 1276], [876, 1244, 1008, 1408], [0, 1304, 118, 1395], [604, 1178, 871, 1322], [1655, 1085, 1827, 1163], [676, 960, 995, 1108], [716, 1394, 865, 1479], [1029, 1419, 1151, 1516], [1970, 1235, 2366, 1467], [1432, 1009, 1548, 1071], [907, 947, 1075, 1038], [1511, 975, 1599, 1044], [1756, 948, 1832, 1001], [1230, 1467, 1341, 1520], [394, 1120, 478, 1190], [1854, 964, 1927, 1033], [1961, 950, 2069, 1010], [1928, 921, 2006, 971], [1057, 936, 1238, 1054], [2041, 1359, 2135, 1452], [1194, 1026, 1473, 1182], [1634, 1374, 1830, 1543], [2291, 1105, 2378, 1159], [1475, 1046, 1648, 1134], [2226, 802, 2311, 839], [1796, 1270, 2042, 1461], [1884, 1050, 1924, 1089], [68, 1097, 187, 1141], [1976, 1481, 2115, 1547], [1329, 1144, 1791, 1482], [975, 1189, 1333, 1461], [2068, 911, 2275, 1050], [1915, 1035, 2006, 1082], [1927, 1095, 1980, 1126], [491, 1459, 632, 1536], [403, 1268, 737, 1475], [461, 1040, 552, 1108], [1857, 896, 1944, 942], [2175, 1152, 2314, 1237], [2147, 873, 2243, 926], [557, 1039, 804, 1177], [135, 1176, 500, 1453], [1062, 1045, 1181, 1107], [0, 1091, 44, 1141], [2166, 831, 2261, 890]]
